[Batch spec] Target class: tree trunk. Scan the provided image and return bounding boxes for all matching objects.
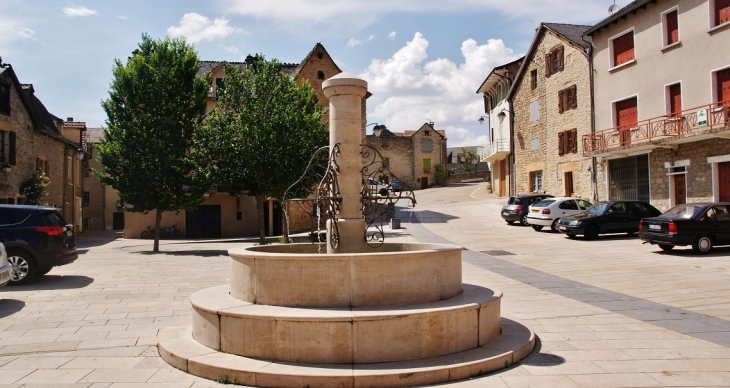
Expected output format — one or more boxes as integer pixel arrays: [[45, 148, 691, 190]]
[[282, 201, 290, 243], [257, 194, 266, 245], [154, 209, 162, 252]]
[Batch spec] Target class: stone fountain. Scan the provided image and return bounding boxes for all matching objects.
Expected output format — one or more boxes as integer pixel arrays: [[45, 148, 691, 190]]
[[158, 73, 535, 387]]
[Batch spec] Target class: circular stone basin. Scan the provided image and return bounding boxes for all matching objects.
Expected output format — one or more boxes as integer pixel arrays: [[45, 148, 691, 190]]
[[228, 243, 463, 307]]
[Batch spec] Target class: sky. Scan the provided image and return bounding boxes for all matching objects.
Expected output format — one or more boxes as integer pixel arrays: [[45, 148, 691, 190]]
[[1, 0, 632, 147]]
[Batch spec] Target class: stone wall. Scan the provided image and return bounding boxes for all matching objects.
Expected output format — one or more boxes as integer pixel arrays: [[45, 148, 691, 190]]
[[445, 170, 490, 185], [412, 124, 446, 189], [365, 134, 414, 188]]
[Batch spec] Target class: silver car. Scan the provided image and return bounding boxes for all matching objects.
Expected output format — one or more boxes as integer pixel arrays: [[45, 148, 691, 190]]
[[526, 197, 593, 232], [0, 243, 12, 288]]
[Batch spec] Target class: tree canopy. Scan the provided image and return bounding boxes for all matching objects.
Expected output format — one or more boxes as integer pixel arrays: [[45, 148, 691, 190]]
[[195, 56, 328, 243], [96, 34, 210, 251]]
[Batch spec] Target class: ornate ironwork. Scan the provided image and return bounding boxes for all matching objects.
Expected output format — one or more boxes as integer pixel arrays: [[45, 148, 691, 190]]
[[283, 144, 342, 251], [360, 144, 417, 247]]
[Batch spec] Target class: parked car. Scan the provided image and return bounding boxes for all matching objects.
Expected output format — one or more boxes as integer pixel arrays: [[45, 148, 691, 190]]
[[366, 178, 389, 196], [526, 197, 593, 232], [556, 200, 661, 239], [501, 194, 555, 226], [638, 203, 730, 254], [389, 179, 403, 192], [0, 243, 11, 288], [0, 205, 78, 285]]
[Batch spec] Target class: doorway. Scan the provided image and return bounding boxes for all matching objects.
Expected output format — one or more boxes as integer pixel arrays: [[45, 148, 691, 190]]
[[673, 174, 686, 205], [564, 171, 574, 197], [421, 177, 429, 190], [499, 159, 506, 196], [186, 205, 221, 239], [616, 97, 638, 146]]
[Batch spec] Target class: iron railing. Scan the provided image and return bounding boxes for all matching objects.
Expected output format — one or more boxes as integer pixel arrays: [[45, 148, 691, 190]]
[[479, 139, 510, 161], [582, 99, 730, 155]]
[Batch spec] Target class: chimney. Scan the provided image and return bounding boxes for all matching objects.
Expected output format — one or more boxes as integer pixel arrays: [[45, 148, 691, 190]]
[[67, 117, 73, 122]]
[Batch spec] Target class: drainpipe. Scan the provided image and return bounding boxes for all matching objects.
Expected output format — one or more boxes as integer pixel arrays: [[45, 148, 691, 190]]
[[582, 34, 598, 203]]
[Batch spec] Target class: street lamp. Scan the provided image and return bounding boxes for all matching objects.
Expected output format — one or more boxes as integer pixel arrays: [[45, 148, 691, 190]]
[[366, 122, 383, 136], [497, 109, 513, 124], [76, 148, 85, 160], [477, 115, 489, 125]]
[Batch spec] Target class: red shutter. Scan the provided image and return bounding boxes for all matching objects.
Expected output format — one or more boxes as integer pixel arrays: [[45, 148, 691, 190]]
[[717, 0, 730, 25], [666, 10, 679, 44], [669, 83, 682, 116], [613, 31, 635, 66], [8, 131, 16, 165], [571, 129, 578, 153], [45, 161, 49, 177], [718, 68, 730, 106], [616, 97, 638, 145], [545, 53, 552, 78], [36, 158, 41, 172], [558, 132, 565, 156], [557, 46, 564, 71], [558, 89, 564, 113]]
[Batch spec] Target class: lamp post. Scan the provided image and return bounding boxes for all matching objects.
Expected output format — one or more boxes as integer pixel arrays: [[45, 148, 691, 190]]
[[366, 122, 383, 136]]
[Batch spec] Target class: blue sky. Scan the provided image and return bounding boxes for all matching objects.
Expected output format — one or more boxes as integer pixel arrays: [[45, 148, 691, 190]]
[[1, 0, 631, 147]]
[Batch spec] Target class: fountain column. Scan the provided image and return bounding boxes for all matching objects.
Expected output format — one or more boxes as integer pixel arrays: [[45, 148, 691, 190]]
[[322, 73, 368, 254]]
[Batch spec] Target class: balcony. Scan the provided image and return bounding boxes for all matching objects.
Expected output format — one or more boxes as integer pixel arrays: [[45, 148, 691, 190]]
[[479, 139, 511, 162], [582, 100, 730, 157]]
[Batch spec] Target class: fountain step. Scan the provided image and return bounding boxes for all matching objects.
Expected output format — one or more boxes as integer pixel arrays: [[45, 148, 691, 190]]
[[158, 317, 534, 388], [191, 284, 502, 364]]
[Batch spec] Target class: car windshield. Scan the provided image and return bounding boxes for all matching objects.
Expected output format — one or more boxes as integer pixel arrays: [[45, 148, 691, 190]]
[[661, 205, 704, 219], [532, 199, 555, 208], [585, 203, 611, 216]]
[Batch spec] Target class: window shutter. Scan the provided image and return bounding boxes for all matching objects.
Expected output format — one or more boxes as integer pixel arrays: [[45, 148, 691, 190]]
[[9, 131, 16, 165], [718, 0, 730, 25], [570, 85, 578, 109], [571, 129, 578, 153], [36, 157, 41, 172], [558, 90, 564, 113], [666, 10, 679, 44], [557, 46, 564, 71], [544, 53, 551, 78], [558, 132, 565, 156], [45, 160, 50, 177]]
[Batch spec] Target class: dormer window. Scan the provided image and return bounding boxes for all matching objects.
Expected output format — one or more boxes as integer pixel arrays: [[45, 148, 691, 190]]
[[317, 71, 325, 80]]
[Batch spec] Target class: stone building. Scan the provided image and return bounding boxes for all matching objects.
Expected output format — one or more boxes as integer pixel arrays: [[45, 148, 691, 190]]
[[118, 43, 360, 238], [0, 61, 85, 231], [364, 122, 447, 190], [476, 57, 523, 197], [506, 23, 593, 199], [583, 0, 730, 210]]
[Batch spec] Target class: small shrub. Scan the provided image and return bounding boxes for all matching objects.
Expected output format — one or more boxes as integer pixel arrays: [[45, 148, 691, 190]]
[[20, 172, 50, 205]]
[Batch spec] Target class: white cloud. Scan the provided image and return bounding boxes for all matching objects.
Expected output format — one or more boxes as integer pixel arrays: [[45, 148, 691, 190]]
[[360, 33, 521, 147], [346, 38, 362, 48], [167, 13, 240, 43], [223, 45, 240, 54], [118, 16, 128, 20], [0, 15, 37, 53], [367, 35, 375, 42], [16, 27, 37, 40], [63, 6, 98, 17], [388, 31, 396, 40]]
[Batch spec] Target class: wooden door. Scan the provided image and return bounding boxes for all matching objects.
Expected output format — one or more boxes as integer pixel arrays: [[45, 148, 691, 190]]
[[720, 162, 730, 202], [616, 98, 638, 146], [718, 68, 730, 106], [499, 159, 506, 197], [717, 0, 730, 25], [564, 171, 574, 197], [673, 174, 686, 205], [421, 177, 429, 190], [669, 84, 682, 116]]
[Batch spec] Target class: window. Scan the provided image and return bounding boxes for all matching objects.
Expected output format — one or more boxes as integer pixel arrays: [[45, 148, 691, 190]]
[[423, 158, 431, 171], [544, 46, 564, 78], [530, 69, 537, 90], [662, 8, 679, 47], [1, 131, 16, 165], [667, 83, 682, 116], [381, 136, 389, 147], [558, 129, 578, 155], [423, 139, 431, 153], [531, 137, 539, 152], [215, 78, 225, 96], [610, 30, 635, 68], [558, 85, 577, 113], [383, 157, 389, 168], [559, 200, 578, 210], [317, 51, 324, 59], [317, 71, 325, 80], [424, 130, 430, 136], [0, 131, 5, 162], [530, 99, 539, 123], [530, 171, 543, 192], [36, 158, 50, 178], [0, 82, 9, 115], [713, 0, 730, 27], [714, 67, 730, 107], [83, 191, 90, 205]]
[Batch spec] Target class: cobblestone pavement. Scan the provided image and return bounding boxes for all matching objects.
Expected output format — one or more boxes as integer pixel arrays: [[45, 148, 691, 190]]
[[0, 182, 728, 387]]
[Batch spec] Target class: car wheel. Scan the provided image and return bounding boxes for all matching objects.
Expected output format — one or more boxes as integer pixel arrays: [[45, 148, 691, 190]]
[[584, 225, 600, 240], [7, 249, 38, 285], [627, 231, 636, 236], [692, 236, 713, 254], [506, 220, 514, 224], [520, 214, 529, 226], [551, 219, 560, 232], [36, 267, 53, 276], [379, 188, 388, 196], [532, 225, 543, 231], [566, 232, 577, 239], [659, 244, 675, 252]]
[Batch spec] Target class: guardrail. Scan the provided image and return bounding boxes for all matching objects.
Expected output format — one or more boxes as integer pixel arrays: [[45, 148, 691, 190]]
[[479, 139, 510, 161]]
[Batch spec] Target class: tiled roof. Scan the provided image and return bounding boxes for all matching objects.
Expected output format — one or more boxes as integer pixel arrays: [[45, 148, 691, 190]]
[[293, 43, 342, 75], [87, 127, 104, 143], [64, 121, 87, 129], [543, 23, 592, 49], [20, 84, 66, 142], [196, 61, 247, 77], [585, 0, 653, 36]]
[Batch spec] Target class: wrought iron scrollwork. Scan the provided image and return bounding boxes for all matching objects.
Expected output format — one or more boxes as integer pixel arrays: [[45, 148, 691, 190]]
[[361, 144, 417, 247], [283, 144, 342, 251]]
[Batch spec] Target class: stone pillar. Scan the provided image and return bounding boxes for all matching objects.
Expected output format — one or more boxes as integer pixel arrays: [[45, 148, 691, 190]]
[[323, 73, 368, 254]]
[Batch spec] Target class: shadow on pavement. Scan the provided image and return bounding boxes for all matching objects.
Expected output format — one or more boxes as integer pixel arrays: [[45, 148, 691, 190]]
[[138, 249, 230, 257], [0, 299, 25, 318], [519, 337, 566, 367], [410, 209, 459, 224], [1, 275, 94, 291]]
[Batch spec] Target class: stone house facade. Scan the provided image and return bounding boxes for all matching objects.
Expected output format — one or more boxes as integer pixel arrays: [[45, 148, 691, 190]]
[[0, 62, 85, 230], [364, 123, 447, 190], [507, 23, 593, 199], [584, 0, 730, 210]]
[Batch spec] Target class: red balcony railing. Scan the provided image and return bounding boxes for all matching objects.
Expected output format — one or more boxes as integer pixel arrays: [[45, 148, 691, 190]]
[[582, 99, 730, 155]]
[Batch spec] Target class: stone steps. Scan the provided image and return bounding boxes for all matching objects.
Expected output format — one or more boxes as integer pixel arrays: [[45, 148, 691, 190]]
[[158, 316, 535, 388]]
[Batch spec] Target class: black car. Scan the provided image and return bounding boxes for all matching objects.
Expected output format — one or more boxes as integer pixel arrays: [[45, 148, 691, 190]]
[[638, 203, 730, 254], [0, 205, 78, 285], [501, 194, 555, 226], [557, 200, 661, 240]]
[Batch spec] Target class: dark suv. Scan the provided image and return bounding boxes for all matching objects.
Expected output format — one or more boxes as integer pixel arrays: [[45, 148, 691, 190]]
[[0, 205, 78, 285], [501, 194, 555, 226]]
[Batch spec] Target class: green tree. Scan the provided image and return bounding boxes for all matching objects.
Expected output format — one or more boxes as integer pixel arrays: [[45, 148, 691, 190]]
[[459, 147, 477, 173], [96, 34, 210, 252], [195, 57, 328, 244]]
